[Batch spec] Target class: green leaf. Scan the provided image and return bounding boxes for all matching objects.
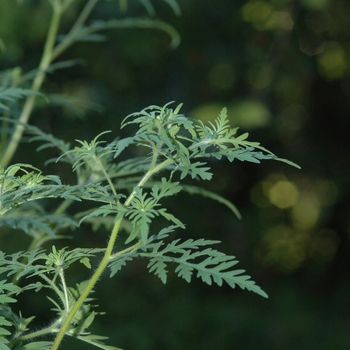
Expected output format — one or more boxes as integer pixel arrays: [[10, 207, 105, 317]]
[[67, 333, 122, 350], [179, 162, 212, 180], [147, 258, 168, 283], [0, 213, 77, 238], [109, 255, 135, 277], [79, 18, 181, 49], [0, 343, 10, 350], [16, 342, 52, 350], [181, 184, 241, 219], [0, 317, 11, 336], [141, 236, 268, 298], [0, 87, 41, 111], [80, 257, 92, 269]]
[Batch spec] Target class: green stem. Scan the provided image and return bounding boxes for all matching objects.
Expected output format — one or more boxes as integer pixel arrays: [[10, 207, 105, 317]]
[[59, 268, 70, 313], [50, 215, 123, 350], [0, 7, 63, 168], [51, 0, 100, 60], [109, 240, 143, 260], [55, 198, 74, 215], [15, 319, 61, 343], [0, 0, 101, 168], [93, 155, 118, 198], [124, 157, 174, 207]]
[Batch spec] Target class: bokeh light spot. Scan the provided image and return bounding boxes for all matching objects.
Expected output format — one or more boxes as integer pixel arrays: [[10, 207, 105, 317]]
[[256, 225, 309, 272], [190, 103, 225, 124], [301, 0, 330, 11], [241, 1, 274, 30], [268, 180, 299, 209], [228, 99, 271, 129], [241, 1, 293, 31], [292, 196, 320, 230], [317, 41, 347, 79]]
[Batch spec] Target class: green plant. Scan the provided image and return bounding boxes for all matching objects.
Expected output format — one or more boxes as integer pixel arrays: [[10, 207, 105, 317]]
[[0, 1, 299, 349]]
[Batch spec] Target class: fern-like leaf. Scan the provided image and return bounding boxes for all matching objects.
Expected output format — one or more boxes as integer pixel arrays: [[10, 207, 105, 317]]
[[0, 87, 40, 111], [142, 236, 268, 298], [118, 178, 184, 243], [67, 333, 121, 350], [0, 212, 77, 238], [70, 18, 180, 49], [13, 341, 52, 350]]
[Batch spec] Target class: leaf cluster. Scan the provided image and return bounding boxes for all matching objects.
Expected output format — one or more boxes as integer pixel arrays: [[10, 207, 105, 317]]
[[0, 98, 300, 348], [0, 246, 119, 349], [109, 227, 268, 298]]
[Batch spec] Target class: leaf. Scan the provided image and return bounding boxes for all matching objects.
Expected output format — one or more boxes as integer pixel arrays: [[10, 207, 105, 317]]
[[179, 162, 212, 180], [181, 184, 241, 219], [109, 255, 135, 277], [79, 18, 181, 49], [0, 316, 11, 337], [162, 0, 181, 15], [274, 157, 301, 169], [80, 257, 91, 269], [141, 237, 268, 298], [0, 280, 22, 302], [0, 164, 115, 215], [0, 213, 77, 237], [78, 204, 118, 225], [113, 137, 134, 159], [147, 258, 169, 283], [16, 342, 53, 350], [122, 182, 184, 243], [67, 333, 122, 350], [0, 87, 41, 111]]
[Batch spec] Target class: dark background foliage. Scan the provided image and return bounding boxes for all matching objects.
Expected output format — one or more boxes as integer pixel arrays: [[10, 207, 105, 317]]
[[1, 0, 350, 349]]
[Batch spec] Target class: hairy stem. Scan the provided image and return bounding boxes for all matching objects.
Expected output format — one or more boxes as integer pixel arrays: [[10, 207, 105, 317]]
[[59, 268, 70, 313], [109, 240, 143, 260], [50, 215, 123, 350], [15, 319, 61, 343]]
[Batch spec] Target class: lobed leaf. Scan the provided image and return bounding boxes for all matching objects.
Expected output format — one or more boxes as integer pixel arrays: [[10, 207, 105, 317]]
[[140, 236, 268, 298]]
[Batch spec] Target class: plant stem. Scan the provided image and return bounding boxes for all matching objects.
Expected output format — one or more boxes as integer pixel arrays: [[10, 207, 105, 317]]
[[124, 157, 174, 207], [16, 319, 61, 343], [50, 215, 123, 350], [59, 268, 70, 313], [0, 7, 63, 168], [1, 0, 101, 168], [109, 240, 143, 260], [52, 0, 100, 60], [93, 154, 118, 198]]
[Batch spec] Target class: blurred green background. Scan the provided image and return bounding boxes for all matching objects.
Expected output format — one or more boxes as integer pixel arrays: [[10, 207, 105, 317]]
[[1, 0, 350, 349]]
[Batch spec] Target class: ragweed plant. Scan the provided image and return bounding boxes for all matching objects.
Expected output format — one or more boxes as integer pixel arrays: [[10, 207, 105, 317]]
[[0, 1, 300, 349]]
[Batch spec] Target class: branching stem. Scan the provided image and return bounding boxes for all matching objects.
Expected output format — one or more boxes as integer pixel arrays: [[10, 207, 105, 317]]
[[125, 159, 173, 205], [0, 7, 62, 168], [52, 0, 100, 60], [50, 215, 123, 350]]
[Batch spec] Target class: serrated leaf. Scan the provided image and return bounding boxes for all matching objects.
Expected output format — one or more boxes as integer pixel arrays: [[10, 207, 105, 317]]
[[67, 333, 122, 350], [142, 237, 268, 298], [19, 342, 52, 350], [80, 257, 91, 269], [147, 258, 168, 283], [109, 255, 135, 277]]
